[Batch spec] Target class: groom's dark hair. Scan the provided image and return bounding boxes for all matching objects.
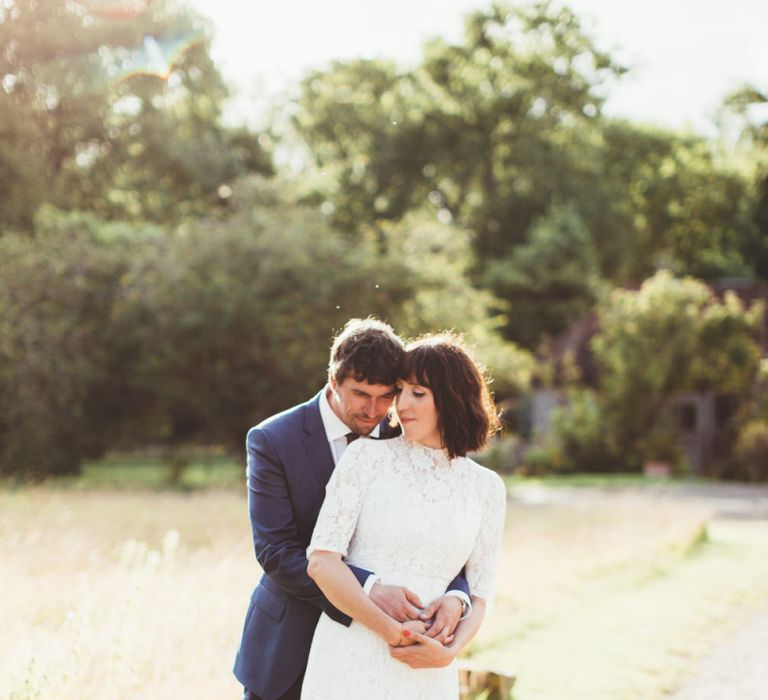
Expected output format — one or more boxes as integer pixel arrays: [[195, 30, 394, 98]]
[[329, 318, 404, 386]]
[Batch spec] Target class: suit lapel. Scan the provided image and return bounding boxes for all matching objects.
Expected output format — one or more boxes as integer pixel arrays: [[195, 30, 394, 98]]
[[302, 391, 336, 490], [300, 392, 400, 491], [378, 418, 402, 440]]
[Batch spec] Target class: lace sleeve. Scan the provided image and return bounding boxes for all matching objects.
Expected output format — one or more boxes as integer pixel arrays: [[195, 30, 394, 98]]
[[466, 470, 507, 603], [307, 439, 372, 558]]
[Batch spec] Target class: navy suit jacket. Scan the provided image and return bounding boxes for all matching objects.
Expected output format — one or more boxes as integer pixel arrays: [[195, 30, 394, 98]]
[[233, 390, 469, 699]]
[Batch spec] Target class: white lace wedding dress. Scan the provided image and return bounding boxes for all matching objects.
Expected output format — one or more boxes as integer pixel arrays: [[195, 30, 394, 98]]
[[301, 436, 507, 699]]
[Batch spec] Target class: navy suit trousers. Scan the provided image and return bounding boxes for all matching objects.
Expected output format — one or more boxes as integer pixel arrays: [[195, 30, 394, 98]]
[[243, 671, 303, 700]]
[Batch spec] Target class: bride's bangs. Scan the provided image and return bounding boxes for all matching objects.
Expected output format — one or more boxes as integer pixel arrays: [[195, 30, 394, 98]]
[[399, 345, 435, 389]]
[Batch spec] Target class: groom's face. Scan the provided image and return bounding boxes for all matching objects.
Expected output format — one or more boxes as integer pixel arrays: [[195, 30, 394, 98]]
[[328, 375, 397, 436]]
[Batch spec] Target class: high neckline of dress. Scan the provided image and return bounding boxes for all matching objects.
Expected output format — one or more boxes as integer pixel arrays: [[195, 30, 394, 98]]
[[403, 436, 451, 461]]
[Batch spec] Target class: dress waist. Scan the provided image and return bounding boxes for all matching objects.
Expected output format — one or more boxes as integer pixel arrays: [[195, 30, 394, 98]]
[[350, 562, 450, 606]]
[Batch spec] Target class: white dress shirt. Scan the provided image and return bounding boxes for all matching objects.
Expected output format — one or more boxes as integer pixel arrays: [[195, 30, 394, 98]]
[[319, 386, 380, 594], [319, 385, 380, 465]]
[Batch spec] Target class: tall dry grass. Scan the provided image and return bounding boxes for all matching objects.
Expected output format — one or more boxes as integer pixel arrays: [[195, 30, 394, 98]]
[[0, 486, 746, 699], [1, 489, 255, 699]]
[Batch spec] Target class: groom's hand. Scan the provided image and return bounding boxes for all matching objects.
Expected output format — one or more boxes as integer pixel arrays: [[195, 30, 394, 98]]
[[370, 583, 424, 621], [419, 595, 462, 643]]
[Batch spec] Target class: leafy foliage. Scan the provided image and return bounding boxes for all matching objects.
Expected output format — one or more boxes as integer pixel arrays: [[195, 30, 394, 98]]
[[0, 208, 142, 476], [292, 2, 758, 348], [0, 0, 271, 231], [484, 203, 604, 346], [551, 388, 615, 473], [721, 83, 768, 279], [733, 420, 768, 482], [597, 272, 759, 469], [1, 0, 765, 480], [0, 182, 527, 476], [548, 272, 762, 472]]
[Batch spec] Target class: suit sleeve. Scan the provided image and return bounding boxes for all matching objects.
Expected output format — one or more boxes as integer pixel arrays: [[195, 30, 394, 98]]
[[447, 568, 470, 598], [246, 425, 370, 621]]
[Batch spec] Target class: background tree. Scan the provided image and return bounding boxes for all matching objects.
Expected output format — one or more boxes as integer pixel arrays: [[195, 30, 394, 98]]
[[2, 0, 764, 481], [0, 207, 144, 477], [122, 179, 529, 454], [292, 2, 755, 349], [294, 2, 622, 255], [599, 121, 754, 281], [375, 209, 535, 395], [484, 202, 604, 347], [551, 271, 763, 472], [0, 0, 270, 232], [720, 84, 768, 279], [0, 179, 526, 478]]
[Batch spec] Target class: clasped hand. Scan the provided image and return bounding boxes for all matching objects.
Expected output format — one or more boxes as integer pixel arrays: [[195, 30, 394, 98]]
[[391, 607, 458, 670], [370, 584, 462, 669]]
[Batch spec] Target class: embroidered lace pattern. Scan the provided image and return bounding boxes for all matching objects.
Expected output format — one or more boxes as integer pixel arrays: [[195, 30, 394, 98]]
[[302, 436, 507, 699]]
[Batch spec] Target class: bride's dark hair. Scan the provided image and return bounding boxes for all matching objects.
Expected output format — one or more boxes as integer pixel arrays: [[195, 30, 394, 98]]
[[399, 333, 500, 459]]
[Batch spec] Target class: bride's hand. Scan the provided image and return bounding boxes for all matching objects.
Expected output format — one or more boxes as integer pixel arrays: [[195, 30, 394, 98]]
[[390, 632, 456, 668], [395, 619, 428, 646]]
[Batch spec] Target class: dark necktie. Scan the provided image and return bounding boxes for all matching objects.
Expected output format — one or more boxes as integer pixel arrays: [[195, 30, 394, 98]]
[[346, 432, 360, 445]]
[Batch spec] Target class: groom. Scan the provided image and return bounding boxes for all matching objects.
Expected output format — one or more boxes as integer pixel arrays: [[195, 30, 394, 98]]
[[233, 318, 470, 700]]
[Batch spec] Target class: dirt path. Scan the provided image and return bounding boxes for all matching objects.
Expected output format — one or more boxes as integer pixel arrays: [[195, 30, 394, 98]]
[[660, 483, 768, 699], [508, 482, 768, 699], [667, 605, 768, 699], [509, 481, 768, 520]]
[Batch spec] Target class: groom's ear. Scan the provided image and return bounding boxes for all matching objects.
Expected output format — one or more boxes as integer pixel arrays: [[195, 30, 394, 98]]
[[329, 374, 338, 391]]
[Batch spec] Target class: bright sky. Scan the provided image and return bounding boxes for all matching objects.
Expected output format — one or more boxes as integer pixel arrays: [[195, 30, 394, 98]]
[[191, 0, 767, 136]]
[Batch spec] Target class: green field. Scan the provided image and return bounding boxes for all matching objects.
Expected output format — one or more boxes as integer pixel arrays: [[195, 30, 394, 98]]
[[15, 455, 708, 492], [42, 455, 244, 490], [2, 471, 768, 699]]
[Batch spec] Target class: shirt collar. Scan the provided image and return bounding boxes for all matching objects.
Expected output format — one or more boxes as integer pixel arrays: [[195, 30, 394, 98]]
[[319, 385, 381, 442]]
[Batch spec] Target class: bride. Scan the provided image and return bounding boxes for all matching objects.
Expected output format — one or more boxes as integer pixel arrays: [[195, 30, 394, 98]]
[[303, 333, 507, 698]]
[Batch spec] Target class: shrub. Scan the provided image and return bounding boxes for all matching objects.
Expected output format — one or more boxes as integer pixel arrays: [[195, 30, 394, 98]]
[[551, 389, 622, 472], [520, 443, 562, 476], [475, 434, 521, 473], [586, 272, 761, 472], [637, 428, 685, 469], [733, 421, 768, 482]]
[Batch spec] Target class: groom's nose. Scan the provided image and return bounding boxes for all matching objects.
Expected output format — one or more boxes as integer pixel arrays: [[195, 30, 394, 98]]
[[361, 396, 377, 415], [367, 396, 389, 416]]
